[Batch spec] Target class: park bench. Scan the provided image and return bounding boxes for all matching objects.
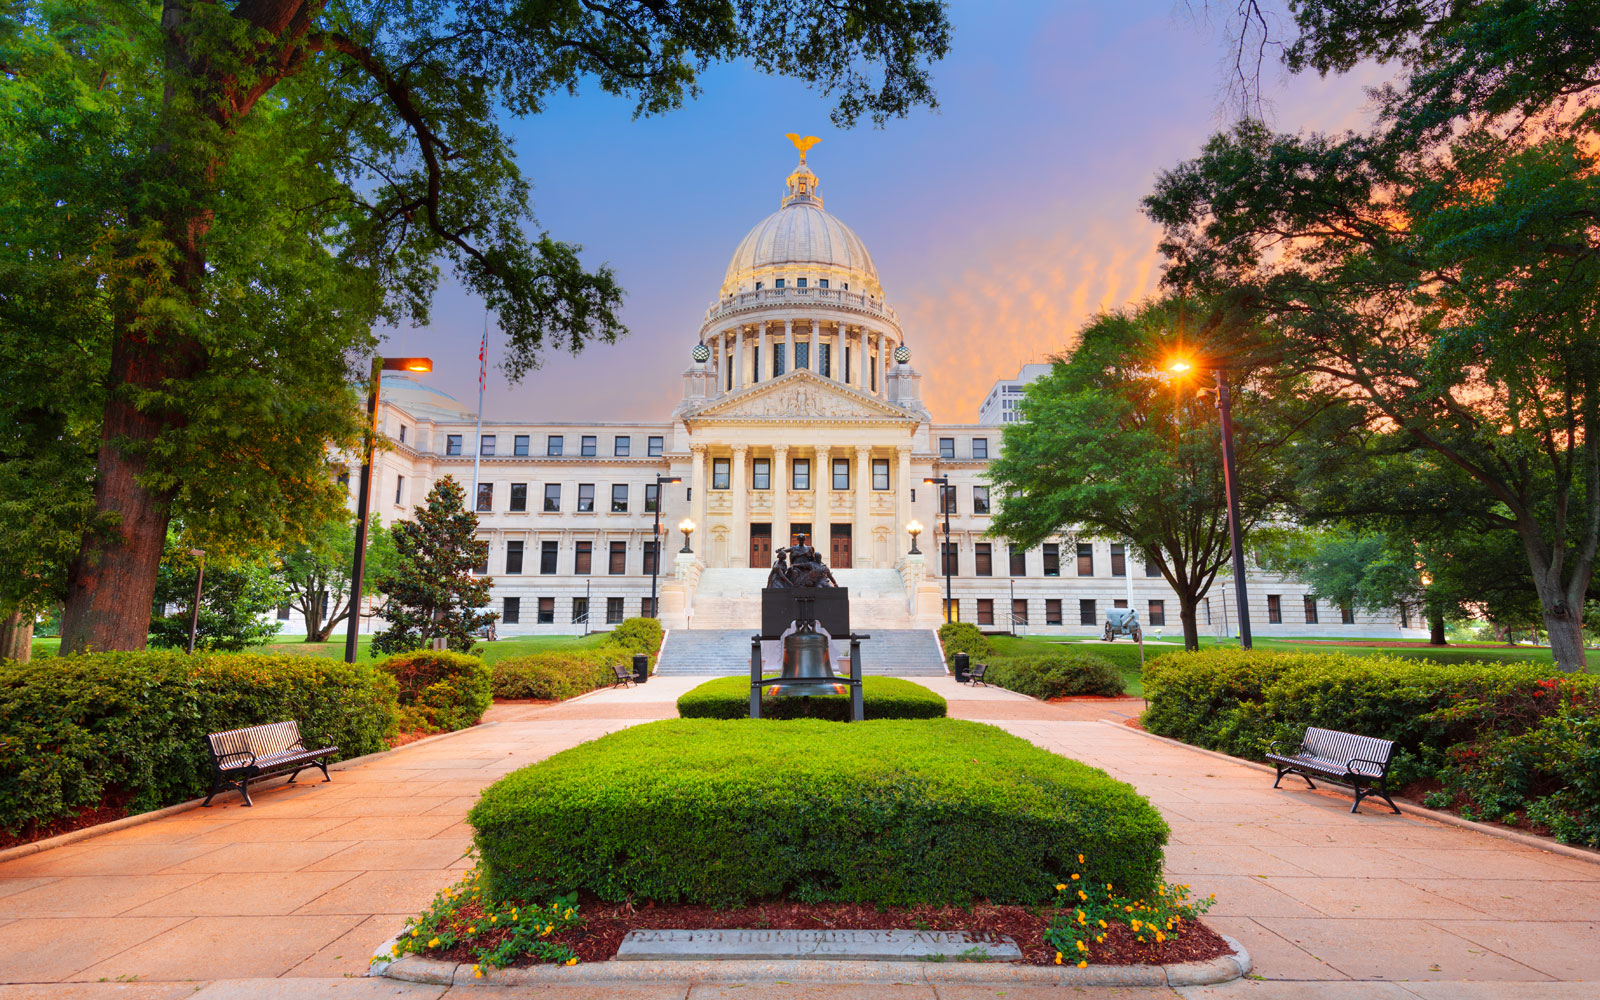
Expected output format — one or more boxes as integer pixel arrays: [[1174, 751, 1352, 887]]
[[610, 663, 636, 688], [203, 720, 337, 807], [1265, 726, 1400, 814], [967, 662, 989, 687]]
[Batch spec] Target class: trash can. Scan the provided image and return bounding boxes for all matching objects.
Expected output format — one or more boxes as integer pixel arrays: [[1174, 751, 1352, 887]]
[[952, 651, 969, 683], [633, 652, 649, 684]]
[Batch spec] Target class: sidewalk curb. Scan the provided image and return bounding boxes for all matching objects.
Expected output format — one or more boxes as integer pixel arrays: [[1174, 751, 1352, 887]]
[[1105, 720, 1600, 868], [0, 720, 499, 865]]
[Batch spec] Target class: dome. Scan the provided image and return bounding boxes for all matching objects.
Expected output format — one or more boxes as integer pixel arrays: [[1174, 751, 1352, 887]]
[[380, 374, 473, 421]]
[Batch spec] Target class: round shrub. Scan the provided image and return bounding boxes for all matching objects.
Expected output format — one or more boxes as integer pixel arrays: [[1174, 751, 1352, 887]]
[[606, 617, 664, 658], [986, 653, 1125, 699], [491, 650, 614, 700], [676, 676, 947, 720], [470, 718, 1169, 907], [938, 621, 993, 665], [379, 649, 493, 733]]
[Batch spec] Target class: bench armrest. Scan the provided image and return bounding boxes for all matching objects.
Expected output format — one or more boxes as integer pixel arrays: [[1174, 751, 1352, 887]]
[[214, 750, 256, 768], [1266, 741, 1304, 755], [1347, 756, 1389, 774]]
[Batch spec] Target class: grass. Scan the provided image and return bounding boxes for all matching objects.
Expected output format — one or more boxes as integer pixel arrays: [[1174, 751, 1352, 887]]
[[31, 631, 613, 666]]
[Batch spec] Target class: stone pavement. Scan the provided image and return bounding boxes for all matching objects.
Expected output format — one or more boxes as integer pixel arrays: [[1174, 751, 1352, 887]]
[[1, 669, 1597, 998]]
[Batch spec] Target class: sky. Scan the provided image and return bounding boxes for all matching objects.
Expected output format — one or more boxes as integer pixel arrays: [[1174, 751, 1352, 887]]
[[379, 1, 1388, 424]]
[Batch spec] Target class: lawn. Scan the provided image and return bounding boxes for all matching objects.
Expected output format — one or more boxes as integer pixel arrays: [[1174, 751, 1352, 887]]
[[30, 631, 613, 666]]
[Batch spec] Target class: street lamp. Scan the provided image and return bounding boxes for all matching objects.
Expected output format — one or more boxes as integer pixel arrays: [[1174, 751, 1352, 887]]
[[1165, 354, 1252, 649], [906, 519, 923, 555], [649, 474, 683, 619], [186, 548, 206, 654], [346, 355, 433, 663], [678, 518, 696, 554], [924, 476, 953, 623]]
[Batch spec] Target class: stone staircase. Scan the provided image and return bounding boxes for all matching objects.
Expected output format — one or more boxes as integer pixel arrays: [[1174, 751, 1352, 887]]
[[656, 627, 947, 676]]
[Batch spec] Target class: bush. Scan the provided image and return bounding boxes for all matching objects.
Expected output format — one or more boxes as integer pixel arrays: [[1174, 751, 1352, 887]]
[[939, 621, 993, 665], [470, 718, 1168, 906], [606, 617, 664, 658], [379, 649, 493, 733], [986, 653, 1125, 699], [677, 676, 947, 720], [0, 651, 397, 836], [490, 618, 661, 701]]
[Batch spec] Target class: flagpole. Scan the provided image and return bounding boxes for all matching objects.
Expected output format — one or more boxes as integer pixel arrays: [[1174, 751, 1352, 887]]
[[471, 317, 488, 504]]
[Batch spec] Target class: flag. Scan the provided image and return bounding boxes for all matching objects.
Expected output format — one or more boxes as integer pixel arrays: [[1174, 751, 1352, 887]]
[[478, 327, 488, 392]]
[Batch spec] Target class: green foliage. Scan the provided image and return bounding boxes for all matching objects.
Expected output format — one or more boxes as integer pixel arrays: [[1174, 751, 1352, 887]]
[[676, 676, 946, 721], [374, 477, 496, 656], [0, 650, 398, 836], [1045, 856, 1214, 966], [938, 622, 993, 664], [604, 617, 664, 659], [470, 719, 1169, 907], [985, 654, 1126, 700], [148, 546, 286, 652], [379, 650, 494, 735], [489, 619, 660, 700], [278, 512, 398, 642], [386, 872, 581, 971]]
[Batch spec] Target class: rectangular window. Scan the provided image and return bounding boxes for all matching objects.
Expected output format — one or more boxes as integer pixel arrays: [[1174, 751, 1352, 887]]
[[1042, 543, 1061, 576], [944, 598, 959, 623], [753, 459, 771, 490], [872, 459, 889, 490], [752, 346, 760, 382], [647, 435, 664, 457], [645, 483, 659, 513], [1268, 594, 1283, 624], [775, 278, 785, 289], [972, 486, 990, 514], [796, 341, 810, 370], [1111, 543, 1126, 577], [819, 343, 832, 377], [1077, 542, 1094, 576], [577, 484, 595, 512], [502, 597, 520, 624], [394, 474, 404, 506], [609, 540, 626, 574], [514, 434, 529, 456], [540, 540, 558, 575], [1304, 595, 1319, 624], [643, 541, 658, 576], [611, 484, 628, 513], [977, 598, 994, 625], [614, 436, 630, 457], [574, 540, 592, 575], [1079, 599, 1097, 626], [1046, 599, 1063, 625], [1145, 558, 1161, 577], [606, 597, 624, 624], [792, 459, 810, 490], [1205, 598, 1212, 625], [1012, 598, 1028, 625], [1149, 600, 1166, 627], [543, 483, 561, 512], [641, 597, 656, 618], [773, 344, 786, 377], [398, 424, 407, 444], [581, 435, 597, 457], [1010, 545, 1026, 576], [476, 483, 493, 512], [712, 458, 730, 490], [1115, 598, 1128, 609], [942, 541, 958, 577], [1344, 603, 1356, 625], [975, 543, 992, 576], [505, 540, 524, 575], [832, 458, 849, 491], [537, 597, 554, 624], [446, 434, 463, 456], [276, 602, 291, 620], [573, 597, 589, 624], [818, 278, 829, 289], [972, 438, 988, 459], [509, 483, 527, 512], [547, 435, 563, 456], [942, 487, 957, 514], [480, 434, 496, 457], [796, 277, 807, 288], [939, 437, 955, 459]]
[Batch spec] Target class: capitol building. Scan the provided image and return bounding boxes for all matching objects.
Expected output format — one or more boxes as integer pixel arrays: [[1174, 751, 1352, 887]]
[[339, 146, 1421, 644]]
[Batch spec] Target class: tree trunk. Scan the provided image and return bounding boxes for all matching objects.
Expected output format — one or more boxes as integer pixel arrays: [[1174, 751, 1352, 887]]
[[0, 610, 33, 663], [1178, 596, 1200, 651], [1545, 613, 1587, 673], [1428, 606, 1446, 646]]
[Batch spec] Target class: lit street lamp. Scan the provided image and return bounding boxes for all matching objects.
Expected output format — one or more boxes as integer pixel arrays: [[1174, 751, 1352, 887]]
[[186, 548, 206, 654], [678, 518, 696, 554], [906, 519, 923, 555], [346, 356, 433, 663], [923, 477, 953, 623], [649, 474, 683, 618]]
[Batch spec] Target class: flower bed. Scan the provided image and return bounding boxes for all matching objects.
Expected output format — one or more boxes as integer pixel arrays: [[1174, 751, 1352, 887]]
[[676, 675, 946, 720]]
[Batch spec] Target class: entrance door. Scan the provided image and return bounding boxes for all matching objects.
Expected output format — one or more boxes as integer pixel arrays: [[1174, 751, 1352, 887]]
[[790, 523, 812, 548], [749, 524, 772, 568], [829, 525, 852, 568]]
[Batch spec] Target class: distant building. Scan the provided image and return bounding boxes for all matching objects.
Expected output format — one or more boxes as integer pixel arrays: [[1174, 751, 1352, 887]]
[[977, 363, 1052, 424]]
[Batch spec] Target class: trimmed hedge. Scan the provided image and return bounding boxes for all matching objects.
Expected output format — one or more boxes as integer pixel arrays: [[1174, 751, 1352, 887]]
[[0, 651, 398, 836], [938, 621, 993, 665], [470, 718, 1169, 906], [986, 653, 1126, 699], [491, 618, 663, 701], [676, 676, 947, 720], [380, 650, 493, 733]]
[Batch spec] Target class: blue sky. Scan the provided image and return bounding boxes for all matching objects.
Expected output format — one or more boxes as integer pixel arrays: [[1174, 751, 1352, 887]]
[[380, 1, 1383, 423]]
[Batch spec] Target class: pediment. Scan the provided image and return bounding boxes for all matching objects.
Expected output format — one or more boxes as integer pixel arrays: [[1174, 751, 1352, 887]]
[[687, 370, 917, 423]]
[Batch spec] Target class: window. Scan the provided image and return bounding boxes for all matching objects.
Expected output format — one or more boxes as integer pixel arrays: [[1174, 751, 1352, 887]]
[[505, 540, 524, 575], [773, 344, 785, 377], [1046, 599, 1063, 625], [641, 597, 656, 618], [643, 541, 657, 576], [514, 434, 529, 456], [819, 343, 832, 377], [611, 484, 628, 513], [832, 458, 849, 491], [792, 459, 810, 490], [942, 541, 958, 577], [581, 435, 597, 457], [394, 474, 405, 506], [975, 543, 992, 576], [476, 483, 493, 512], [944, 598, 959, 623], [609, 540, 626, 574], [1110, 543, 1126, 577], [540, 540, 558, 574], [276, 602, 291, 621], [644, 483, 659, 513], [1148, 600, 1166, 627], [972, 486, 990, 514], [1145, 558, 1161, 577], [547, 435, 563, 456], [753, 458, 770, 490], [775, 278, 785, 289], [972, 438, 988, 459], [398, 424, 407, 444], [509, 483, 527, 512], [537, 597, 554, 624], [1115, 598, 1128, 609], [796, 277, 807, 289], [752, 345, 760, 382], [796, 341, 810, 369], [1343, 603, 1356, 625], [572, 597, 589, 624], [1077, 543, 1094, 576], [977, 599, 994, 625], [712, 458, 730, 490], [614, 436, 630, 457], [577, 484, 595, 512], [1079, 599, 1097, 626], [543, 483, 561, 512], [574, 541, 592, 575], [446, 434, 463, 456], [1268, 594, 1283, 624], [1010, 544, 1027, 576], [872, 459, 889, 490], [1304, 595, 1319, 624], [1043, 543, 1061, 576], [1012, 598, 1028, 625], [939, 437, 955, 459], [647, 435, 664, 457], [941, 487, 957, 514], [502, 597, 520, 624], [473, 540, 489, 575], [480, 434, 496, 457], [606, 597, 624, 624]]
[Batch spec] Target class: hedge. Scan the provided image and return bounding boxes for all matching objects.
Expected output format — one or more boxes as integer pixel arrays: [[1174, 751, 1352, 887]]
[[985, 653, 1125, 699], [470, 718, 1169, 906], [938, 621, 993, 665], [676, 676, 947, 720], [380, 650, 493, 733], [491, 617, 663, 701], [0, 651, 398, 836]]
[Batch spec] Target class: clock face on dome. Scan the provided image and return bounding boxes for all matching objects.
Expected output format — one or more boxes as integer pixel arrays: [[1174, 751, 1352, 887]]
[[692, 343, 711, 362], [894, 345, 911, 364]]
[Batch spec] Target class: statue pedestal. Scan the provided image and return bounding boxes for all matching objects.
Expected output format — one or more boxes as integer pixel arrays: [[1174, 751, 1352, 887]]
[[761, 588, 849, 638]]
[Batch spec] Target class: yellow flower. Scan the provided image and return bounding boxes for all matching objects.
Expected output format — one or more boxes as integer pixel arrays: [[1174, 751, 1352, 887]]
[[427, 938, 440, 948], [1056, 883, 1067, 891], [1095, 934, 1104, 943], [1077, 960, 1088, 969], [1077, 890, 1087, 901], [473, 967, 483, 980], [410, 930, 419, 938], [565, 957, 578, 967], [490, 916, 498, 925], [1124, 905, 1133, 913], [1076, 940, 1088, 952], [1137, 936, 1145, 943], [1078, 854, 1085, 864], [1098, 920, 1107, 929], [1131, 919, 1141, 932], [1055, 952, 1063, 965], [1156, 932, 1166, 943], [1157, 887, 1166, 896], [466, 926, 476, 935]]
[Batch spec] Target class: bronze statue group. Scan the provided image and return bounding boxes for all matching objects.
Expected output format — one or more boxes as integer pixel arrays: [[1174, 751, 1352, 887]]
[[765, 533, 839, 589]]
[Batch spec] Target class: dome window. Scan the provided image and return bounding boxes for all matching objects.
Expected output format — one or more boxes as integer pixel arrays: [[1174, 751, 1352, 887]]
[[797, 278, 807, 288], [842, 282, 849, 291], [775, 278, 785, 289], [818, 279, 829, 289], [755, 281, 763, 290]]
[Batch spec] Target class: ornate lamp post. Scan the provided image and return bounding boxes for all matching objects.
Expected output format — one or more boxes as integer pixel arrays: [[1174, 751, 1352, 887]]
[[906, 519, 923, 555], [648, 474, 682, 619], [924, 476, 953, 623], [678, 518, 696, 554]]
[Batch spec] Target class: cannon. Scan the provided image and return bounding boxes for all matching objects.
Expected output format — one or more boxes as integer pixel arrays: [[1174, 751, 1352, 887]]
[[1103, 607, 1142, 642]]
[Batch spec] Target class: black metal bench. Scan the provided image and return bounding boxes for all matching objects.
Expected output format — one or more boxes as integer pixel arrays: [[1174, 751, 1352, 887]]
[[610, 664, 635, 688], [1266, 726, 1400, 814], [968, 662, 990, 687], [203, 721, 337, 807]]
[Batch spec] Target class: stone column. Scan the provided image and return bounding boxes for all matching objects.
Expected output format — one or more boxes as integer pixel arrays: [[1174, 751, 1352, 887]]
[[690, 443, 708, 558], [815, 445, 831, 550], [784, 319, 794, 374], [735, 327, 747, 389], [730, 444, 748, 567], [805, 321, 816, 372], [895, 445, 912, 553], [850, 327, 864, 392], [759, 320, 771, 381], [854, 445, 872, 567], [772, 444, 790, 550]]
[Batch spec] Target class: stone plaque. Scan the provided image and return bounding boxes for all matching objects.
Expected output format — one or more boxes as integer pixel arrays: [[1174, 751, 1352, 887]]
[[614, 928, 1022, 962]]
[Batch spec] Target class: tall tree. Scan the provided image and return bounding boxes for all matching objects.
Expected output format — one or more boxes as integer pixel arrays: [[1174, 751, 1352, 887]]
[[1146, 2, 1600, 669], [279, 511, 397, 642], [373, 476, 494, 655], [0, 1, 951, 654]]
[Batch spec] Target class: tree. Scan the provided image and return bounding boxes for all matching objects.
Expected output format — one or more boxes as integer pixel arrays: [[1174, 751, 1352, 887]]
[[373, 476, 494, 656], [279, 511, 397, 642], [1, 2, 951, 655], [148, 544, 286, 652], [985, 296, 1304, 650], [1145, 2, 1600, 670]]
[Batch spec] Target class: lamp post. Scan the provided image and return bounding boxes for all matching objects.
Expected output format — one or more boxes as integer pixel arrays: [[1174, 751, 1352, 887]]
[[906, 519, 923, 555], [678, 518, 696, 554], [1166, 358, 1252, 650], [648, 474, 682, 618], [186, 548, 206, 654], [924, 476, 952, 623], [346, 356, 433, 663]]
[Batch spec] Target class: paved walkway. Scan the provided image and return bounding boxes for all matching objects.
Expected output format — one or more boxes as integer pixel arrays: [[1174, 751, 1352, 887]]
[[1, 673, 1596, 998]]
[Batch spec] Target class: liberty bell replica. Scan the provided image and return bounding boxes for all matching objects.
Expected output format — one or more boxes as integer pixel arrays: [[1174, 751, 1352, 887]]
[[766, 597, 845, 698]]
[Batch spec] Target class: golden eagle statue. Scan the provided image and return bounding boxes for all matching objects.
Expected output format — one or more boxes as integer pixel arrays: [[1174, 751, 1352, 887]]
[[784, 133, 822, 163]]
